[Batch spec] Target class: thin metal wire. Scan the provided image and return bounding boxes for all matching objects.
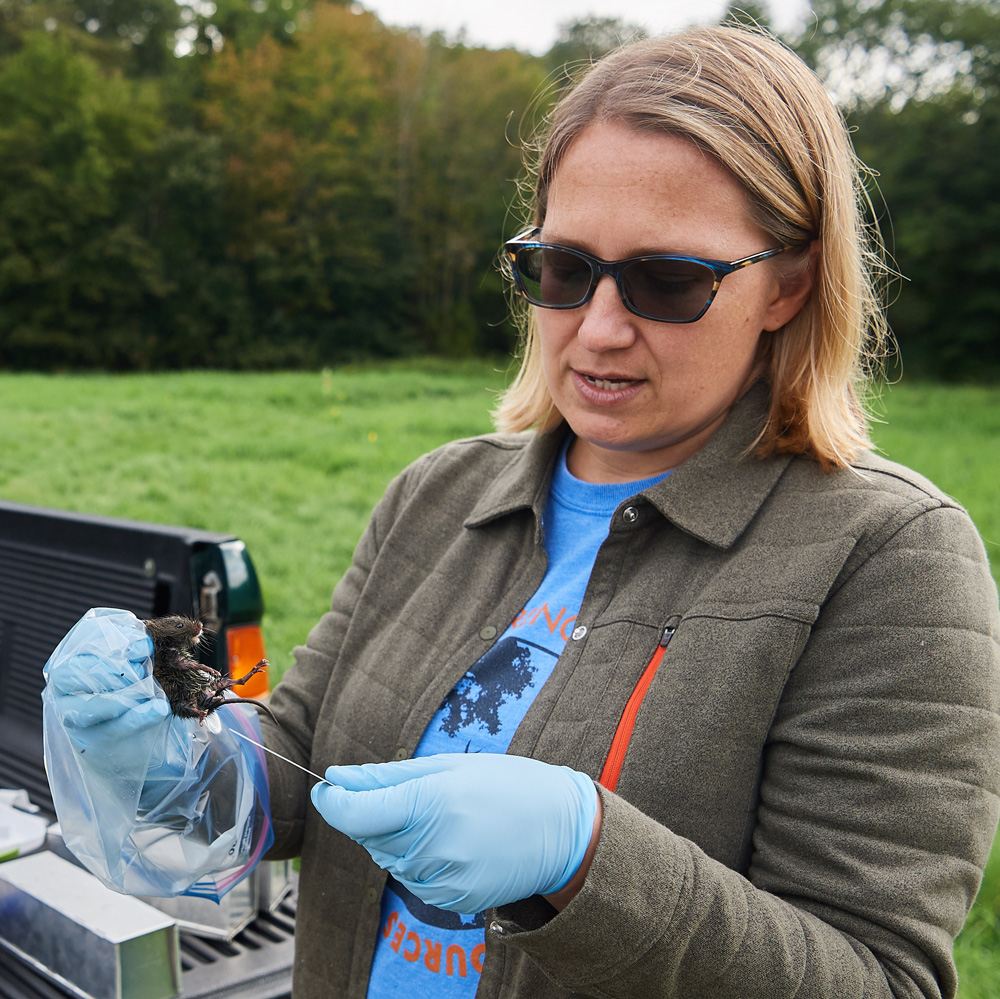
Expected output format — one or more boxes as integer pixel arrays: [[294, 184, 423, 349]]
[[231, 729, 336, 786]]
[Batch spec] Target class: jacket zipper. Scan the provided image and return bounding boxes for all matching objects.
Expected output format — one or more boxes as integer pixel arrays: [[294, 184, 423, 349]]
[[599, 624, 676, 792]]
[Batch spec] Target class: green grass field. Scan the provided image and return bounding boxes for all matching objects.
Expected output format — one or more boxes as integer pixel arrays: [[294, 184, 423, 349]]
[[1, 364, 997, 993], [0, 361, 513, 672]]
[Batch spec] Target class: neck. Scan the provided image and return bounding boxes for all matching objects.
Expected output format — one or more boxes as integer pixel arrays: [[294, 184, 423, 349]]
[[565, 437, 677, 483]]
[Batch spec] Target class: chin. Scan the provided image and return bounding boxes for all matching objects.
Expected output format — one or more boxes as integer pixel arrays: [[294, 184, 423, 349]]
[[568, 413, 650, 451]]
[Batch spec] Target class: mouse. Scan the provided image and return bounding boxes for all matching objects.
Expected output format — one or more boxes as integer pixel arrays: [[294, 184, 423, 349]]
[[142, 615, 278, 727]]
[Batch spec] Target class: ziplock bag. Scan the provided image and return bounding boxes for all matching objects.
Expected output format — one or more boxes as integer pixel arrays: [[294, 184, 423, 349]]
[[41, 607, 273, 901]]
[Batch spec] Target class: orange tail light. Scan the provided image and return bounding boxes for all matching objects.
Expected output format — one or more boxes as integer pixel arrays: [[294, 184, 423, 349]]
[[227, 624, 270, 700]]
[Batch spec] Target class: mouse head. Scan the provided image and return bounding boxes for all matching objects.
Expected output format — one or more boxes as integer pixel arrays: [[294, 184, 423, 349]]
[[143, 615, 204, 648]]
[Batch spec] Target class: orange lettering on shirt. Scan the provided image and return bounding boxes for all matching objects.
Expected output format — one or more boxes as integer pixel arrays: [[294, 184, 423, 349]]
[[511, 608, 527, 629], [403, 931, 420, 962], [423, 940, 442, 973], [445, 944, 467, 977], [543, 604, 566, 634], [471, 942, 486, 973], [390, 920, 407, 953], [382, 911, 398, 939]]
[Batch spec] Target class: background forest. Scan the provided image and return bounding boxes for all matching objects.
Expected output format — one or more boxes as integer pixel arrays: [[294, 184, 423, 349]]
[[0, 0, 998, 377]]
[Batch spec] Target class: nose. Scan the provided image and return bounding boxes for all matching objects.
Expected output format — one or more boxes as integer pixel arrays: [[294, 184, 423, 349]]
[[576, 275, 638, 352]]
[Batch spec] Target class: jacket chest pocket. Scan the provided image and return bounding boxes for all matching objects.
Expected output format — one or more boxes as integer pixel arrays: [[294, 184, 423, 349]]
[[606, 603, 818, 868]]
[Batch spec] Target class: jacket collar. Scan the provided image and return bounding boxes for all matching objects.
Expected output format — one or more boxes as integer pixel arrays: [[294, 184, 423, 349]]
[[642, 382, 793, 549], [465, 382, 793, 550], [463, 428, 565, 540]]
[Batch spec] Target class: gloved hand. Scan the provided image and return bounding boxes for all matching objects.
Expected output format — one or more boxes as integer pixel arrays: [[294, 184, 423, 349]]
[[310, 753, 599, 913], [43, 607, 172, 775]]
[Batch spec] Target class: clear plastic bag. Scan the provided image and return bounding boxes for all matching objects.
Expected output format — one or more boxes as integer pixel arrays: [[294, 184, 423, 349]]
[[41, 607, 273, 901]]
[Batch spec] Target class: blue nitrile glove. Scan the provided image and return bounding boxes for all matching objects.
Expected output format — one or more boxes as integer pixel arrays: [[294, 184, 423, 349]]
[[310, 753, 598, 913], [43, 607, 172, 777]]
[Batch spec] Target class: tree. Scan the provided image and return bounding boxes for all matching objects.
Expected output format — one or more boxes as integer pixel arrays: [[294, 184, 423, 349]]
[[0, 30, 171, 368], [792, 0, 1000, 378], [396, 38, 548, 354], [849, 92, 1000, 377], [182, 0, 322, 55], [794, 0, 1000, 111], [0, 0, 186, 75], [197, 3, 547, 362], [197, 4, 412, 364], [545, 17, 646, 81]]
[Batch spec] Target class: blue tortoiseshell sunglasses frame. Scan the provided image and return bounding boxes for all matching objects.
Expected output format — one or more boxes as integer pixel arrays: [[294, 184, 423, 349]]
[[504, 227, 798, 324]]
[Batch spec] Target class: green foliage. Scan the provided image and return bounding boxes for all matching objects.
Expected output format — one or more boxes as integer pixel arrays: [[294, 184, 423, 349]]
[[67, 0, 183, 75], [1, 1, 999, 377], [723, 3, 774, 30], [0, 0, 182, 74], [851, 96, 1000, 379], [793, 0, 1000, 381], [198, 7, 414, 364], [393, 38, 547, 354], [797, 0, 1000, 109], [182, 0, 321, 56], [544, 16, 646, 78], [0, 1, 548, 370], [0, 29, 170, 368]]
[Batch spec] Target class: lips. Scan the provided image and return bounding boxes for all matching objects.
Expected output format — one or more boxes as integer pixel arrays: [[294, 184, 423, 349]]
[[572, 369, 645, 407]]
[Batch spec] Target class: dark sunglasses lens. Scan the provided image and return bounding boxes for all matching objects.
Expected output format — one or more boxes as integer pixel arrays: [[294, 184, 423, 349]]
[[515, 246, 593, 307], [621, 258, 715, 321]]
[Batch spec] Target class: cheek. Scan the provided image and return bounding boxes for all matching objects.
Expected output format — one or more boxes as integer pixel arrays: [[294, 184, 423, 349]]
[[536, 315, 574, 371], [663, 317, 763, 394], [703, 298, 769, 362]]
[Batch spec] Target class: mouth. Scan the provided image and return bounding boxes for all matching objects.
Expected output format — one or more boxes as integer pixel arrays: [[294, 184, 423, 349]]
[[579, 373, 641, 391], [572, 370, 645, 407]]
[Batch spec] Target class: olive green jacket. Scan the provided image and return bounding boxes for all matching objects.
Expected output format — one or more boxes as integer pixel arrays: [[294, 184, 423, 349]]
[[263, 384, 1000, 999]]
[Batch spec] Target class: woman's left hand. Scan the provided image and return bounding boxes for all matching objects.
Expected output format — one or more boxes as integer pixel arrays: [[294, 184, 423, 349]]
[[310, 752, 599, 914]]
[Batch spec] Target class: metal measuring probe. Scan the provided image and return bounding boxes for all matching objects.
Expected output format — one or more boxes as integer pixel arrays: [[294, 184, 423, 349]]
[[231, 729, 336, 786]]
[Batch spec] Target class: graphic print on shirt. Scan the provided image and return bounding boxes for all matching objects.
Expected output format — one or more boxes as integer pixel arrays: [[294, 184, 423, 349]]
[[368, 632, 563, 996], [438, 635, 555, 745]]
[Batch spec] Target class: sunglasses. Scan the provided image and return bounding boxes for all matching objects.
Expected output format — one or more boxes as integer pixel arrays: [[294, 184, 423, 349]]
[[504, 227, 797, 324]]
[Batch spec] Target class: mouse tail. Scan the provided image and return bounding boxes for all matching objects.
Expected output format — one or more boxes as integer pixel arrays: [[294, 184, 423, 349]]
[[222, 696, 280, 728]]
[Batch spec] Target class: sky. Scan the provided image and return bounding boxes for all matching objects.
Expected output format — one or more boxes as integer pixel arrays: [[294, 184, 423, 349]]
[[359, 0, 813, 55]]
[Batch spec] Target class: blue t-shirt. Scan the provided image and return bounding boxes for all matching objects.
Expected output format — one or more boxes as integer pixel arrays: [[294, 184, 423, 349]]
[[365, 444, 670, 997]]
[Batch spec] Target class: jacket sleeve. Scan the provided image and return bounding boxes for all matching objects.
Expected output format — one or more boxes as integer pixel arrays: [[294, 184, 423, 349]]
[[262, 454, 434, 858], [492, 501, 1000, 999]]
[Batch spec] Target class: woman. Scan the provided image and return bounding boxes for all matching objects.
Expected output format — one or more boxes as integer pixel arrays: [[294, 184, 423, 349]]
[[45, 23, 1000, 999], [283, 22, 1000, 998]]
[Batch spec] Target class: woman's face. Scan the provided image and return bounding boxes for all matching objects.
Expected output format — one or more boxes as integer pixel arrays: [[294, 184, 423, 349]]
[[537, 121, 810, 482]]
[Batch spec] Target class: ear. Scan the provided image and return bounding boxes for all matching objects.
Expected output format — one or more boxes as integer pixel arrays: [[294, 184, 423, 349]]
[[761, 240, 819, 332]]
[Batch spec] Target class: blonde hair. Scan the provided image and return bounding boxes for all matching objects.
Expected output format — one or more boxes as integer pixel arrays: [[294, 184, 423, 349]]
[[494, 25, 890, 470]]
